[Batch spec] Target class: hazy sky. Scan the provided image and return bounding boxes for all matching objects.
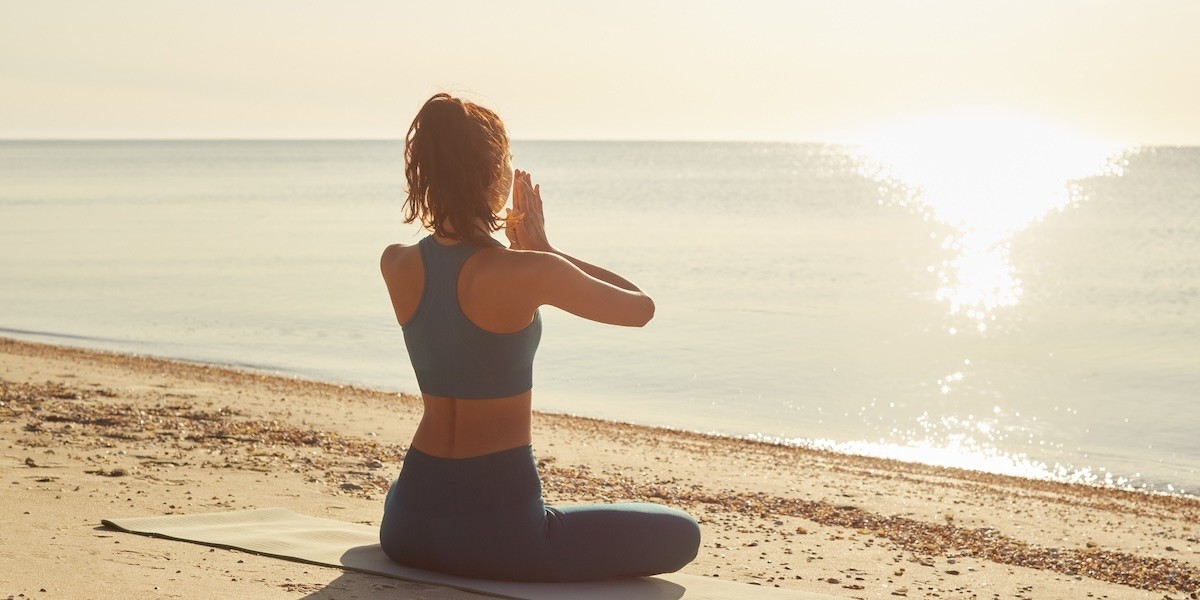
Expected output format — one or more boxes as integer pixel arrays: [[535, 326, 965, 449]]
[[2, 0, 1198, 144]]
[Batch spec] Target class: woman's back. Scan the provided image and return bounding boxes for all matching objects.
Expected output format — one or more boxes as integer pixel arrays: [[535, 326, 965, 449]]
[[381, 236, 540, 458]]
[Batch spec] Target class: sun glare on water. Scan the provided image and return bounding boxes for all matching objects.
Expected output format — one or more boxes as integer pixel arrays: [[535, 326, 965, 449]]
[[838, 113, 1135, 483], [852, 112, 1128, 327]]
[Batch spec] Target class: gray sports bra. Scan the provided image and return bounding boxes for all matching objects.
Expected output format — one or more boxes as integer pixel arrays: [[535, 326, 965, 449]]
[[402, 236, 541, 399]]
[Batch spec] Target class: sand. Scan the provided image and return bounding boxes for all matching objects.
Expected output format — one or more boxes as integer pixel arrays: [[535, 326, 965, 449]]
[[2, 337, 1198, 599]]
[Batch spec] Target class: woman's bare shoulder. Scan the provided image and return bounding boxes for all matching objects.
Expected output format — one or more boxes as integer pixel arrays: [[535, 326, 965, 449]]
[[478, 246, 566, 275], [381, 241, 415, 256], [461, 247, 560, 296], [380, 243, 422, 278]]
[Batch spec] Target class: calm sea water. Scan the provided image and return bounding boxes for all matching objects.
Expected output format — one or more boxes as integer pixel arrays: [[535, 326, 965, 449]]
[[1, 140, 1196, 495]]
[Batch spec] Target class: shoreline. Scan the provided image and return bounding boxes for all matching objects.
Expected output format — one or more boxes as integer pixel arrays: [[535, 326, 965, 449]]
[[3, 336, 1198, 599], [5, 331, 1193, 501]]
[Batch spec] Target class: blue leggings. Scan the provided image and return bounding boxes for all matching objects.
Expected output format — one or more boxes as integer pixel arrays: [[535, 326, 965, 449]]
[[379, 445, 701, 582]]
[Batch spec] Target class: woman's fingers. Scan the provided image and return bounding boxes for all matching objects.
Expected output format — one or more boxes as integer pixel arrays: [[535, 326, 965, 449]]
[[515, 170, 535, 216], [513, 170, 525, 212], [518, 171, 531, 212], [513, 181, 521, 213], [507, 168, 550, 251]]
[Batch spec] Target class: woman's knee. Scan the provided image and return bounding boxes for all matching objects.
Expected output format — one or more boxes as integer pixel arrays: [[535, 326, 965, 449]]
[[663, 510, 702, 569], [625, 505, 700, 572]]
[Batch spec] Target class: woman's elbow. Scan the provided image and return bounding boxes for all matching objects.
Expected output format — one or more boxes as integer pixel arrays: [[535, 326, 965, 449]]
[[632, 295, 655, 327]]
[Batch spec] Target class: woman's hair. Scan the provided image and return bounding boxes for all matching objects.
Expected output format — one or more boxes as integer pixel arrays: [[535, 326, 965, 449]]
[[402, 93, 509, 244]]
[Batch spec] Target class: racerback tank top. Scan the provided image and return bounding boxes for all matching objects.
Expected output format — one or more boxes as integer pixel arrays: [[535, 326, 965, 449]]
[[402, 236, 541, 399]]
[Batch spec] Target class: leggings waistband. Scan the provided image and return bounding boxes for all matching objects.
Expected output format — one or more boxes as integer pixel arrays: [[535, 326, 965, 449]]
[[388, 444, 543, 516]]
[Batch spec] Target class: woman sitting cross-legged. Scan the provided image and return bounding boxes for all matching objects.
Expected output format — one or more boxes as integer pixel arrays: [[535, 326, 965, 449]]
[[378, 92, 701, 582]]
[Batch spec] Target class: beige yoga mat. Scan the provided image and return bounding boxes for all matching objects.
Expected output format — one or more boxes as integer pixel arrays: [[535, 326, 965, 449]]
[[102, 508, 835, 600]]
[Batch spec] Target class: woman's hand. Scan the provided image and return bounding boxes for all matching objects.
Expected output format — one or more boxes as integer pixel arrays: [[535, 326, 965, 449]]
[[507, 169, 552, 252]]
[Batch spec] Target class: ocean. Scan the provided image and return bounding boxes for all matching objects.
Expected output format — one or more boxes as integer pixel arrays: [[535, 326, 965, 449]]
[[1, 139, 1196, 495]]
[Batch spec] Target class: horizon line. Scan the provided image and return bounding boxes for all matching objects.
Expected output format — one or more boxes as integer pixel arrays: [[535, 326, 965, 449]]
[[0, 136, 837, 144], [0, 136, 1191, 148]]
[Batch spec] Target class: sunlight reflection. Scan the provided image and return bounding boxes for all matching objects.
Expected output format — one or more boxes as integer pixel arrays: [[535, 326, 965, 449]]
[[747, 430, 1068, 484], [746, 418, 1163, 492], [832, 113, 1136, 484], [851, 112, 1129, 324]]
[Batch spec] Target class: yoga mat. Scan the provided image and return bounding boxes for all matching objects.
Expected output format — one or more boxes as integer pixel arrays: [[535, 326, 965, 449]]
[[103, 508, 836, 600]]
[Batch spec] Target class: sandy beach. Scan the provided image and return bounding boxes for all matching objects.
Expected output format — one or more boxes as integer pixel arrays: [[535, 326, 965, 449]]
[[2, 337, 1197, 599]]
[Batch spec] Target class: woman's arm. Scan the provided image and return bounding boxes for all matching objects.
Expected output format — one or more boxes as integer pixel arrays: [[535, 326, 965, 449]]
[[547, 248, 642, 294], [508, 169, 655, 327], [522, 252, 654, 327]]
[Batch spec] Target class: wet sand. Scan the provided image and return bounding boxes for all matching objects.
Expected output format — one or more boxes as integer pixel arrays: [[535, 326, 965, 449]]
[[2, 337, 1198, 599]]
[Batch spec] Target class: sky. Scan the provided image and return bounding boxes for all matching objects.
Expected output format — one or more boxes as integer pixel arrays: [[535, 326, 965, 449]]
[[2, 0, 1198, 144]]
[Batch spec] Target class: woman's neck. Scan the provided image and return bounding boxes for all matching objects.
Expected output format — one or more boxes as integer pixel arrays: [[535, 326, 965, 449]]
[[433, 217, 493, 245]]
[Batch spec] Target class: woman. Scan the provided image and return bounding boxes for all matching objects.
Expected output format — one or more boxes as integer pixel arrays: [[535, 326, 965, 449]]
[[378, 93, 701, 582]]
